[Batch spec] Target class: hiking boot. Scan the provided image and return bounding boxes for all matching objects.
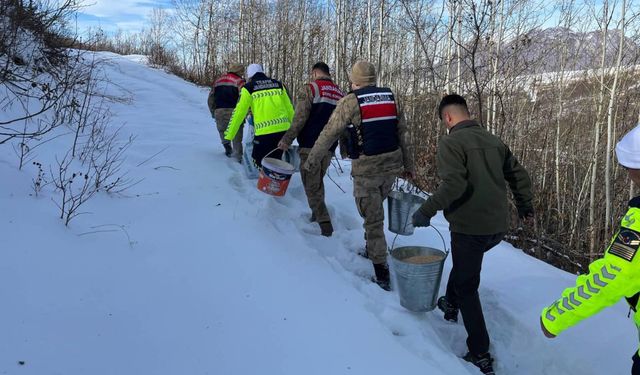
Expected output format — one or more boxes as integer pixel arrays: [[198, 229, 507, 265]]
[[437, 296, 459, 323], [463, 352, 495, 375], [373, 263, 391, 291], [319, 221, 333, 237], [223, 143, 232, 157]]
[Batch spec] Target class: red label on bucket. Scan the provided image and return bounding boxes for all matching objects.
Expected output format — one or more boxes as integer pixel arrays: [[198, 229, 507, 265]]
[[257, 164, 292, 197]]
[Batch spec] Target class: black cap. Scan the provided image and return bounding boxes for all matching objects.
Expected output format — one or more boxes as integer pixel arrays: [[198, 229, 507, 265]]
[[312, 62, 331, 75], [438, 94, 468, 120]]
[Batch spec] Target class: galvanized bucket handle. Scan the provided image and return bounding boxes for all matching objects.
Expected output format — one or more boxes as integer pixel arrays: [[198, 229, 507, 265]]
[[389, 225, 450, 256], [428, 225, 450, 256]]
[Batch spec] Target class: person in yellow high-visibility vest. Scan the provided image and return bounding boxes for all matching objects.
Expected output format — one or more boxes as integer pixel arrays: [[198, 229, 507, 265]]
[[224, 64, 294, 167], [541, 124, 640, 374]]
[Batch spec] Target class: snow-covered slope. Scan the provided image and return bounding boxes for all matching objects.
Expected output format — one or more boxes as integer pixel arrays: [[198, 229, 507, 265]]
[[505, 27, 640, 73], [0, 52, 636, 375]]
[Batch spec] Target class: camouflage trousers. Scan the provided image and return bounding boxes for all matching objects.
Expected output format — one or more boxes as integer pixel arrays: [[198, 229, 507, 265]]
[[215, 108, 243, 159], [299, 149, 332, 224], [354, 175, 395, 265]]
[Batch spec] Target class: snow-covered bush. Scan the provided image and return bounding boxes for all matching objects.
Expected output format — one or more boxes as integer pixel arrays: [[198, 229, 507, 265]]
[[1, 0, 134, 226]]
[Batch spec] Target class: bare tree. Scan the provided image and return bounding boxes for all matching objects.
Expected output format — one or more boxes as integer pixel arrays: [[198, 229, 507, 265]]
[[83, 0, 640, 273]]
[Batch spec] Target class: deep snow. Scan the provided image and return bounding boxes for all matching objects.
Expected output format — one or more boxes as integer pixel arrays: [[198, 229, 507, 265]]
[[1, 52, 637, 375]]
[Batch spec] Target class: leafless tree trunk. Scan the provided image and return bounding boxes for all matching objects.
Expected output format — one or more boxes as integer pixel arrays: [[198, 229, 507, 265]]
[[605, 0, 627, 235], [589, 0, 612, 258]]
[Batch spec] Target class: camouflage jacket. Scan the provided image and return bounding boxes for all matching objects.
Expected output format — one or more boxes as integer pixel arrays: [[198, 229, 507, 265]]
[[279, 83, 314, 149]]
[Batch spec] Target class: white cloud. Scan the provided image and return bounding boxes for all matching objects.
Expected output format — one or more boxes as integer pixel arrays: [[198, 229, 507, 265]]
[[81, 0, 164, 18], [77, 0, 170, 33]]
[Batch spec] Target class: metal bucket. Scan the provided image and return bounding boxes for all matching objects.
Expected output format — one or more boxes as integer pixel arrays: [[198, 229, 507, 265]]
[[391, 245, 447, 312], [388, 191, 426, 236]]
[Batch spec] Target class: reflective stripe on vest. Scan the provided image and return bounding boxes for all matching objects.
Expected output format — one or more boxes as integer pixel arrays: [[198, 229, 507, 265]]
[[298, 79, 344, 149], [214, 74, 243, 89], [310, 80, 344, 106], [213, 73, 244, 109], [357, 91, 398, 123], [354, 86, 399, 156]]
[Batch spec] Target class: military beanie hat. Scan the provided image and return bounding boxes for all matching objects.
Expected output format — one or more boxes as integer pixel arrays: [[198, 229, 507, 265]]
[[350, 60, 376, 86], [228, 63, 244, 75]]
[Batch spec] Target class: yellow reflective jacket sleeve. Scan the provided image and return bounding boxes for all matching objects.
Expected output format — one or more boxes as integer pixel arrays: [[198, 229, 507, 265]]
[[224, 87, 252, 141], [541, 202, 640, 337]]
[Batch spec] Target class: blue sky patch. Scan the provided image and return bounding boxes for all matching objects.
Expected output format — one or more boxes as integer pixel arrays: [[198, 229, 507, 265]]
[[76, 0, 172, 34]]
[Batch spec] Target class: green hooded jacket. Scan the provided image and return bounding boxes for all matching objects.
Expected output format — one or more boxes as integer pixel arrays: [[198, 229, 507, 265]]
[[418, 120, 533, 235]]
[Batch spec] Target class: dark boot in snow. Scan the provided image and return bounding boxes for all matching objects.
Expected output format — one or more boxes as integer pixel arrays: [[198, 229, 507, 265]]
[[223, 143, 232, 157], [373, 263, 391, 291], [437, 296, 459, 323], [462, 352, 495, 375], [231, 147, 243, 163], [319, 221, 333, 237]]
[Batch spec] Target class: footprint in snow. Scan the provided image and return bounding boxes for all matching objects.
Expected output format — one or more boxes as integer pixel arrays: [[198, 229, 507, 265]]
[[285, 183, 307, 201], [228, 173, 246, 193], [335, 211, 361, 231]]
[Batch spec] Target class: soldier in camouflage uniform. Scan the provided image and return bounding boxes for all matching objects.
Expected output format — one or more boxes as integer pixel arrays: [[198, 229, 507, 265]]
[[208, 63, 245, 161], [278, 62, 345, 237], [305, 60, 414, 291]]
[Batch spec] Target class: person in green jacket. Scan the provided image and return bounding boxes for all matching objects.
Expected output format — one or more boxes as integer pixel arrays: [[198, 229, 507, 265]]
[[412, 94, 533, 374], [225, 64, 294, 167], [541, 124, 640, 374]]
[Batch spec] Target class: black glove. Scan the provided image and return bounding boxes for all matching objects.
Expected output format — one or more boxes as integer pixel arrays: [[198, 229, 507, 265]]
[[412, 209, 431, 228]]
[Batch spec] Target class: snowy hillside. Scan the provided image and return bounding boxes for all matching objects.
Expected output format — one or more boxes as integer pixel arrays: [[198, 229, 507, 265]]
[[505, 27, 640, 73], [0, 52, 637, 375]]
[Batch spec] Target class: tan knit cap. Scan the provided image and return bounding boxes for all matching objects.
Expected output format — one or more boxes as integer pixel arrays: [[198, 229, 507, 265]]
[[228, 63, 244, 75], [349, 60, 376, 86]]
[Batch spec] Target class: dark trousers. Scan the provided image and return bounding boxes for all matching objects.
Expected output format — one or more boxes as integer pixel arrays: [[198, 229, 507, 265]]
[[445, 232, 504, 355], [632, 352, 640, 374], [252, 132, 285, 168]]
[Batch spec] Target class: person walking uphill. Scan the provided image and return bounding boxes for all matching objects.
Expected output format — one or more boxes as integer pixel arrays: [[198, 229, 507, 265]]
[[412, 94, 533, 374], [277, 62, 344, 237], [225, 64, 294, 167], [305, 60, 414, 291], [208, 63, 245, 161], [541, 125, 640, 374]]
